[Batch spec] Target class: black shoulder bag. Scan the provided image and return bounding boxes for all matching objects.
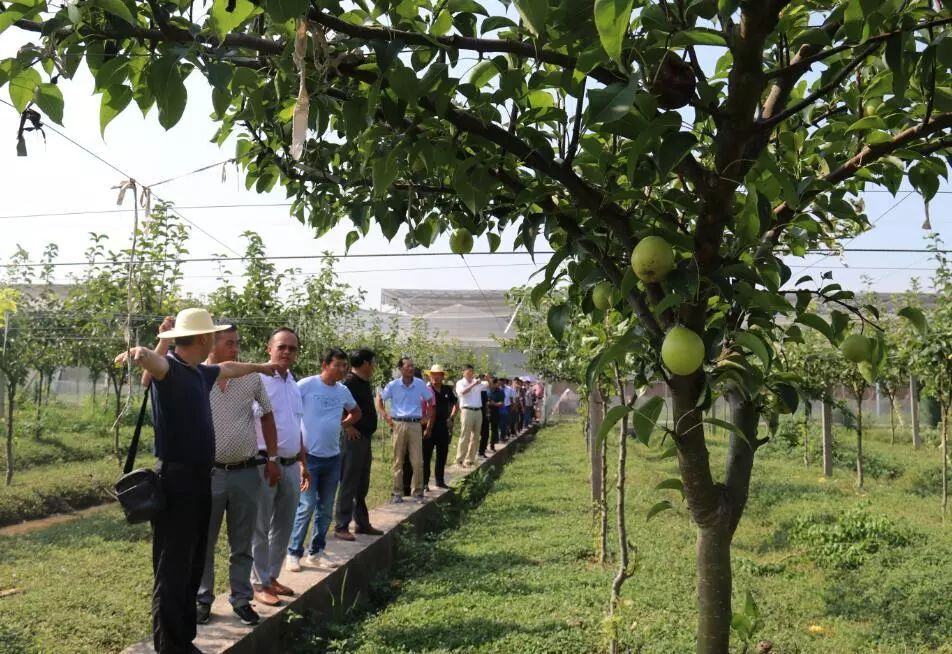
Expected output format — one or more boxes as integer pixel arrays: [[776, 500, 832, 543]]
[[114, 384, 165, 524]]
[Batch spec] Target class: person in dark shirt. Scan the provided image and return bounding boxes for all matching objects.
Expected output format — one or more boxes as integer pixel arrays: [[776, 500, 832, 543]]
[[334, 348, 385, 538], [118, 309, 278, 654], [424, 365, 457, 489], [481, 378, 505, 455], [478, 375, 491, 456]]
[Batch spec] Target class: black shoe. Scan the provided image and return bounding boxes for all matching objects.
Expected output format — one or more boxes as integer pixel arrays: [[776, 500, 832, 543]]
[[234, 603, 260, 626], [489, 445, 496, 451], [196, 602, 211, 625], [435, 481, 449, 489]]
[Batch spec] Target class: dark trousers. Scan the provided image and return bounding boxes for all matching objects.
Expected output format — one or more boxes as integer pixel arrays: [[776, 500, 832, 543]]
[[336, 434, 372, 531], [509, 406, 520, 435], [152, 463, 211, 654], [424, 419, 451, 485], [479, 408, 500, 454]]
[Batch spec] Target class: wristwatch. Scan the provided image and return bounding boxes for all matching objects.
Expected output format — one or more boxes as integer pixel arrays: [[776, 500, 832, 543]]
[[267, 455, 280, 463]]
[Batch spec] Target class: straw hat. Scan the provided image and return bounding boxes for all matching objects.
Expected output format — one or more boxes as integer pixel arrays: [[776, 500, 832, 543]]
[[429, 364, 446, 375], [157, 308, 232, 340]]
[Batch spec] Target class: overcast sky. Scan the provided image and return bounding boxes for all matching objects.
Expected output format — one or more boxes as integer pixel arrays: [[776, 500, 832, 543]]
[[1, 26, 950, 312]]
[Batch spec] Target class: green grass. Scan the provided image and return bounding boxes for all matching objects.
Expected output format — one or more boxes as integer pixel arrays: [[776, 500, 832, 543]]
[[0, 431, 402, 653], [284, 419, 952, 654]]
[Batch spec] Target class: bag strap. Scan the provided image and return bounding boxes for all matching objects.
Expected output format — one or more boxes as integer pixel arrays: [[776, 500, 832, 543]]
[[123, 383, 152, 475]]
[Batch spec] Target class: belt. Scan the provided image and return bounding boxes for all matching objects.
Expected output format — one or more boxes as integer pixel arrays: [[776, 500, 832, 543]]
[[214, 456, 263, 471], [393, 417, 421, 423], [258, 451, 300, 466], [462, 406, 481, 410]]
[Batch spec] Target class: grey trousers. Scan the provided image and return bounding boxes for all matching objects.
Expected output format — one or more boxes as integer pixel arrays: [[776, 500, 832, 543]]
[[196, 466, 260, 607], [251, 461, 301, 586]]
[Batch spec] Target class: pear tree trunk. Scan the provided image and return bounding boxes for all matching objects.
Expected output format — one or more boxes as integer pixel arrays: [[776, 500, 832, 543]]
[[821, 399, 834, 477], [942, 406, 949, 518], [670, 372, 764, 654], [589, 388, 606, 562], [855, 396, 864, 490], [911, 376, 921, 450]]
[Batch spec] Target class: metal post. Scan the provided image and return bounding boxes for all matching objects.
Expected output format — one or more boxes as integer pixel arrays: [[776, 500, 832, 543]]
[[822, 399, 834, 477]]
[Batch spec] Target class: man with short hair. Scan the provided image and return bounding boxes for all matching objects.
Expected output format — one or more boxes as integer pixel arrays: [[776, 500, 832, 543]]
[[424, 365, 457, 490], [334, 348, 385, 539], [377, 356, 434, 504], [116, 308, 278, 654], [286, 348, 362, 571], [251, 327, 310, 607], [454, 364, 485, 467], [195, 324, 280, 627], [498, 377, 512, 443], [479, 378, 505, 457]]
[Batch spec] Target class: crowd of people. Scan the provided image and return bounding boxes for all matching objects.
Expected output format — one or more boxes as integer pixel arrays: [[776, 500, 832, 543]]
[[115, 307, 544, 654]]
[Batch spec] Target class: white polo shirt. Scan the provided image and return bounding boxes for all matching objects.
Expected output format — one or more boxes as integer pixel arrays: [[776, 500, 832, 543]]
[[255, 370, 304, 458], [455, 378, 486, 409]]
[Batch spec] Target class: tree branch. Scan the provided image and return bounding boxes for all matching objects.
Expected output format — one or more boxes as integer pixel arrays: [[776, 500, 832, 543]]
[[761, 41, 881, 129], [758, 112, 952, 256], [306, 7, 627, 87]]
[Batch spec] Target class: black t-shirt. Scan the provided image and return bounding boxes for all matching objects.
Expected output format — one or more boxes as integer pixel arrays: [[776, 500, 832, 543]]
[[343, 372, 378, 436], [150, 352, 220, 466], [429, 384, 457, 421]]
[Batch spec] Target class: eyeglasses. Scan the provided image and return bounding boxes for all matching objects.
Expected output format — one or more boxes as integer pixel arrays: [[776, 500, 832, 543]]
[[275, 344, 299, 352]]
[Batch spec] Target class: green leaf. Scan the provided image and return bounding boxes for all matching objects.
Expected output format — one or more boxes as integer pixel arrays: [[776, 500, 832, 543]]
[[0, 2, 44, 36], [631, 395, 664, 445], [33, 82, 63, 125], [597, 404, 633, 446], [262, 0, 305, 23], [481, 16, 517, 33], [587, 78, 637, 124], [372, 150, 399, 197], [512, 0, 547, 36], [100, 84, 132, 136], [344, 230, 360, 253], [796, 313, 833, 342], [89, 0, 135, 25], [547, 303, 570, 341], [670, 29, 727, 47], [389, 65, 419, 104], [209, 0, 257, 40], [846, 115, 887, 133], [734, 331, 770, 368], [487, 232, 501, 252], [9, 67, 40, 113], [468, 60, 499, 88], [885, 33, 906, 102], [703, 418, 749, 446], [646, 499, 673, 521], [148, 56, 187, 129], [898, 306, 927, 337], [431, 9, 453, 35], [773, 383, 799, 414], [656, 131, 697, 176], [654, 477, 684, 495], [593, 0, 633, 64]]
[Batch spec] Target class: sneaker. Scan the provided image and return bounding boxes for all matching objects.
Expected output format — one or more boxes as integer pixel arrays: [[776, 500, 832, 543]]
[[233, 603, 260, 626], [285, 554, 302, 572], [413, 495, 426, 505], [304, 552, 339, 569], [196, 602, 211, 625], [391, 494, 404, 504]]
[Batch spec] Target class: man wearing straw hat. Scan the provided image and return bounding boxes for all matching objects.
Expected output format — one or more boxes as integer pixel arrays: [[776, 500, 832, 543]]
[[116, 308, 279, 654], [424, 364, 457, 490]]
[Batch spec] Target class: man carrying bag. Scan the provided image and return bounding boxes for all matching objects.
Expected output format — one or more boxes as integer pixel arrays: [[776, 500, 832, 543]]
[[115, 309, 278, 654]]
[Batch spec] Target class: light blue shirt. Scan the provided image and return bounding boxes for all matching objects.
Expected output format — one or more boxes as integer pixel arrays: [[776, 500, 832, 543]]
[[298, 375, 357, 457], [380, 377, 434, 419]]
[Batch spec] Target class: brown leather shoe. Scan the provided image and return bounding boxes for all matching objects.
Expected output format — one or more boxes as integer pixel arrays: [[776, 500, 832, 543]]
[[269, 580, 295, 597], [333, 529, 356, 541], [355, 525, 384, 536], [253, 588, 281, 606]]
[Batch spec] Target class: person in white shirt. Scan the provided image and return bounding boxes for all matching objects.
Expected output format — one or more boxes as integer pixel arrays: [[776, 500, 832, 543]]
[[454, 364, 487, 467], [251, 327, 310, 608]]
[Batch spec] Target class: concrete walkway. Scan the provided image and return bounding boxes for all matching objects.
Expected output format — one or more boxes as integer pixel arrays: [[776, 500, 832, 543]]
[[123, 425, 539, 654]]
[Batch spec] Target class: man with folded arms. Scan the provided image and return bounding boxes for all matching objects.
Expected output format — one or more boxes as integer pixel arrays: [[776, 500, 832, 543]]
[[377, 356, 434, 504], [117, 308, 278, 654], [454, 364, 485, 467], [251, 327, 310, 607], [194, 323, 280, 627], [286, 348, 362, 571]]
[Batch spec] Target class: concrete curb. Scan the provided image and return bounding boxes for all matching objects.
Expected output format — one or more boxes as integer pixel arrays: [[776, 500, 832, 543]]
[[123, 424, 541, 654]]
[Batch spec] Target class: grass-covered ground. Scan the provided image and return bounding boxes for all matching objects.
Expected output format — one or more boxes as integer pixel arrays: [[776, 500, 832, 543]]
[[285, 417, 952, 654], [4, 410, 952, 653]]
